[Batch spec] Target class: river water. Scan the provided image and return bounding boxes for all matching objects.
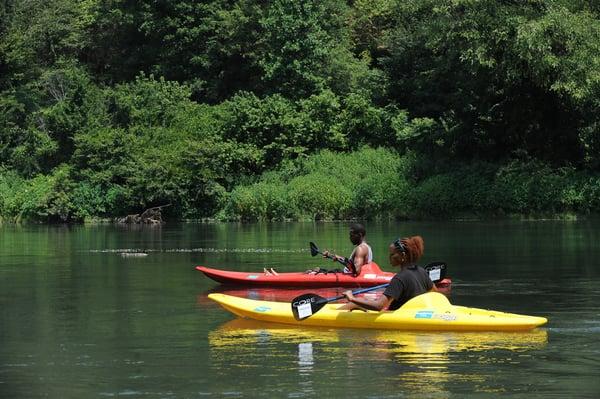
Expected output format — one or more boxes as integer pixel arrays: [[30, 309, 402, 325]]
[[1, 221, 599, 398]]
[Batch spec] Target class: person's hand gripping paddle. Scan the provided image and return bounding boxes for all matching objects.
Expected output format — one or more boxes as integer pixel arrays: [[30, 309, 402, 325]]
[[309, 241, 356, 274], [291, 284, 389, 321]]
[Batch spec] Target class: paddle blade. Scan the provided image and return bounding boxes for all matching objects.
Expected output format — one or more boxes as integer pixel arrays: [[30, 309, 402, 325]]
[[291, 293, 327, 321], [309, 242, 320, 257], [424, 261, 447, 283]]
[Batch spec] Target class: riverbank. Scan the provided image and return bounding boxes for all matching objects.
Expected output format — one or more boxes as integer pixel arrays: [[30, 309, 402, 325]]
[[2, 148, 600, 224]]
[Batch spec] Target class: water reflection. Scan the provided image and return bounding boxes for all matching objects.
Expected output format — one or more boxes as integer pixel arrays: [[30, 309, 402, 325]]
[[297, 342, 314, 372], [209, 318, 547, 396]]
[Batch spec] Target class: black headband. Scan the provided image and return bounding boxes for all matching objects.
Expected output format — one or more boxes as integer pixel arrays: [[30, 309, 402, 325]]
[[393, 238, 407, 253]]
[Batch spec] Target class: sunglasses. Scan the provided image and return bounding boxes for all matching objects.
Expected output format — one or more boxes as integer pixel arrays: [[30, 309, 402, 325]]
[[393, 238, 407, 253]]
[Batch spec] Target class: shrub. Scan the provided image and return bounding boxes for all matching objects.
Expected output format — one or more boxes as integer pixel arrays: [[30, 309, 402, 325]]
[[1, 165, 75, 223], [109, 74, 192, 128], [222, 147, 409, 220], [491, 161, 573, 214], [288, 174, 353, 220], [225, 181, 292, 221]]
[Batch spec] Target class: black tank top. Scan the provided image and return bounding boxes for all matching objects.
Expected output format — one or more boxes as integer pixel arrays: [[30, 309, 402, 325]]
[[383, 265, 433, 311]]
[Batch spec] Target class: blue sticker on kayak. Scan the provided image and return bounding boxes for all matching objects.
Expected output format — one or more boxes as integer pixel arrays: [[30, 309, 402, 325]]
[[415, 310, 434, 319], [254, 306, 271, 312], [247, 275, 259, 279]]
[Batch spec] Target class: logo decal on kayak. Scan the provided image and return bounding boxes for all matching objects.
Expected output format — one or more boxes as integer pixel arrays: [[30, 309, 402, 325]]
[[247, 275, 259, 279], [434, 313, 457, 321], [254, 306, 271, 312], [364, 274, 376, 279], [415, 310, 434, 319]]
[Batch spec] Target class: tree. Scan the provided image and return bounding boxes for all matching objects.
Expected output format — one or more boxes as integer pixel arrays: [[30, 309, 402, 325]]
[[380, 0, 599, 166]]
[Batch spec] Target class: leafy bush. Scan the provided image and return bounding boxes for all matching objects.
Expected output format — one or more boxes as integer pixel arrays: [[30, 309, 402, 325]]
[[0, 169, 24, 220], [69, 181, 133, 220], [225, 181, 292, 221], [351, 173, 409, 219], [109, 74, 192, 128], [218, 92, 304, 169], [406, 160, 596, 218], [491, 161, 575, 214], [288, 174, 352, 220], [223, 147, 410, 220], [0, 165, 75, 223]]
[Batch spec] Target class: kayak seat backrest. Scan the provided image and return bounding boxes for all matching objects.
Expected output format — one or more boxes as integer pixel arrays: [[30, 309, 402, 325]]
[[399, 292, 452, 312], [360, 262, 383, 274]]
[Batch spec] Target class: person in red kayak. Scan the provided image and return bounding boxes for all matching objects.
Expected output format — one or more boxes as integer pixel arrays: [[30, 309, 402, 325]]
[[321, 223, 373, 276], [265, 223, 373, 276], [340, 235, 435, 310]]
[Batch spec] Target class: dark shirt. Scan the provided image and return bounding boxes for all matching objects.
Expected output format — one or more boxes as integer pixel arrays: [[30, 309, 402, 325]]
[[383, 265, 433, 311]]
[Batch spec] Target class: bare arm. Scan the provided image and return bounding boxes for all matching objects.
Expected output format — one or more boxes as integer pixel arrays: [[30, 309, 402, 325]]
[[343, 290, 394, 312], [351, 245, 368, 276], [323, 250, 362, 275]]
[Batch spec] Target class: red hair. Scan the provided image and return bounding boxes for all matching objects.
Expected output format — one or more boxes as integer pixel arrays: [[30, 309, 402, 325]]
[[399, 236, 424, 265]]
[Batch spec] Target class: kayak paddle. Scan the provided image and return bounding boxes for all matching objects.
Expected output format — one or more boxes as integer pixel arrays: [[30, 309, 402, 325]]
[[291, 283, 389, 321], [309, 241, 354, 268]]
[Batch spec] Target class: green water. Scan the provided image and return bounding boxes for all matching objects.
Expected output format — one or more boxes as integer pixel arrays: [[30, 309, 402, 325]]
[[1, 221, 599, 398]]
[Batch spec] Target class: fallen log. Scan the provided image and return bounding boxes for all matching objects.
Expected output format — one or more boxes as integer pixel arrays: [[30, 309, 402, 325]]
[[117, 204, 171, 224]]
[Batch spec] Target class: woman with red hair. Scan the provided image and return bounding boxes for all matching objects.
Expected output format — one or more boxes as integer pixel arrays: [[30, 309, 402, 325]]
[[341, 236, 436, 311]]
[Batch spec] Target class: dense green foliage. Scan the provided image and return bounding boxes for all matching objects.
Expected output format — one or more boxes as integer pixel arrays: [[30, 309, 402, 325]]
[[224, 148, 411, 220], [1, 0, 599, 222], [223, 148, 600, 220]]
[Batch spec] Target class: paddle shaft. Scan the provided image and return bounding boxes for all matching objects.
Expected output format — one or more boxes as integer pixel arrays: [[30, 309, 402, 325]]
[[310, 241, 353, 268], [322, 283, 390, 304], [322, 250, 349, 267]]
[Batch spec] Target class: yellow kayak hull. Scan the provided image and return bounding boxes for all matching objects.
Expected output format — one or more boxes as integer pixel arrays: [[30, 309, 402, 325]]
[[208, 292, 547, 331]]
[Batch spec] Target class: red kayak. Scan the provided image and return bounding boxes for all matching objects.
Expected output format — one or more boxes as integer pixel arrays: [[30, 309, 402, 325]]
[[196, 262, 452, 294]]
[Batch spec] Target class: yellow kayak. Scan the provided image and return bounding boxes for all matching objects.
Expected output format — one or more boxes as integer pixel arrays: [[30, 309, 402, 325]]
[[208, 292, 548, 331]]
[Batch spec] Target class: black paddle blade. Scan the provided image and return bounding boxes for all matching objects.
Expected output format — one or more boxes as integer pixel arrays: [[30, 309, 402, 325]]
[[309, 242, 320, 257], [291, 293, 327, 321], [424, 261, 447, 283]]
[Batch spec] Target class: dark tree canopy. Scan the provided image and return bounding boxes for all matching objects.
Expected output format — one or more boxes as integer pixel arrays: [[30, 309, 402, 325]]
[[1, 0, 599, 222]]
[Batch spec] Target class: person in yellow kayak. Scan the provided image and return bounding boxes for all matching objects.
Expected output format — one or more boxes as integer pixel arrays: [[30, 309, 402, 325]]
[[320, 223, 373, 276], [340, 235, 435, 310]]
